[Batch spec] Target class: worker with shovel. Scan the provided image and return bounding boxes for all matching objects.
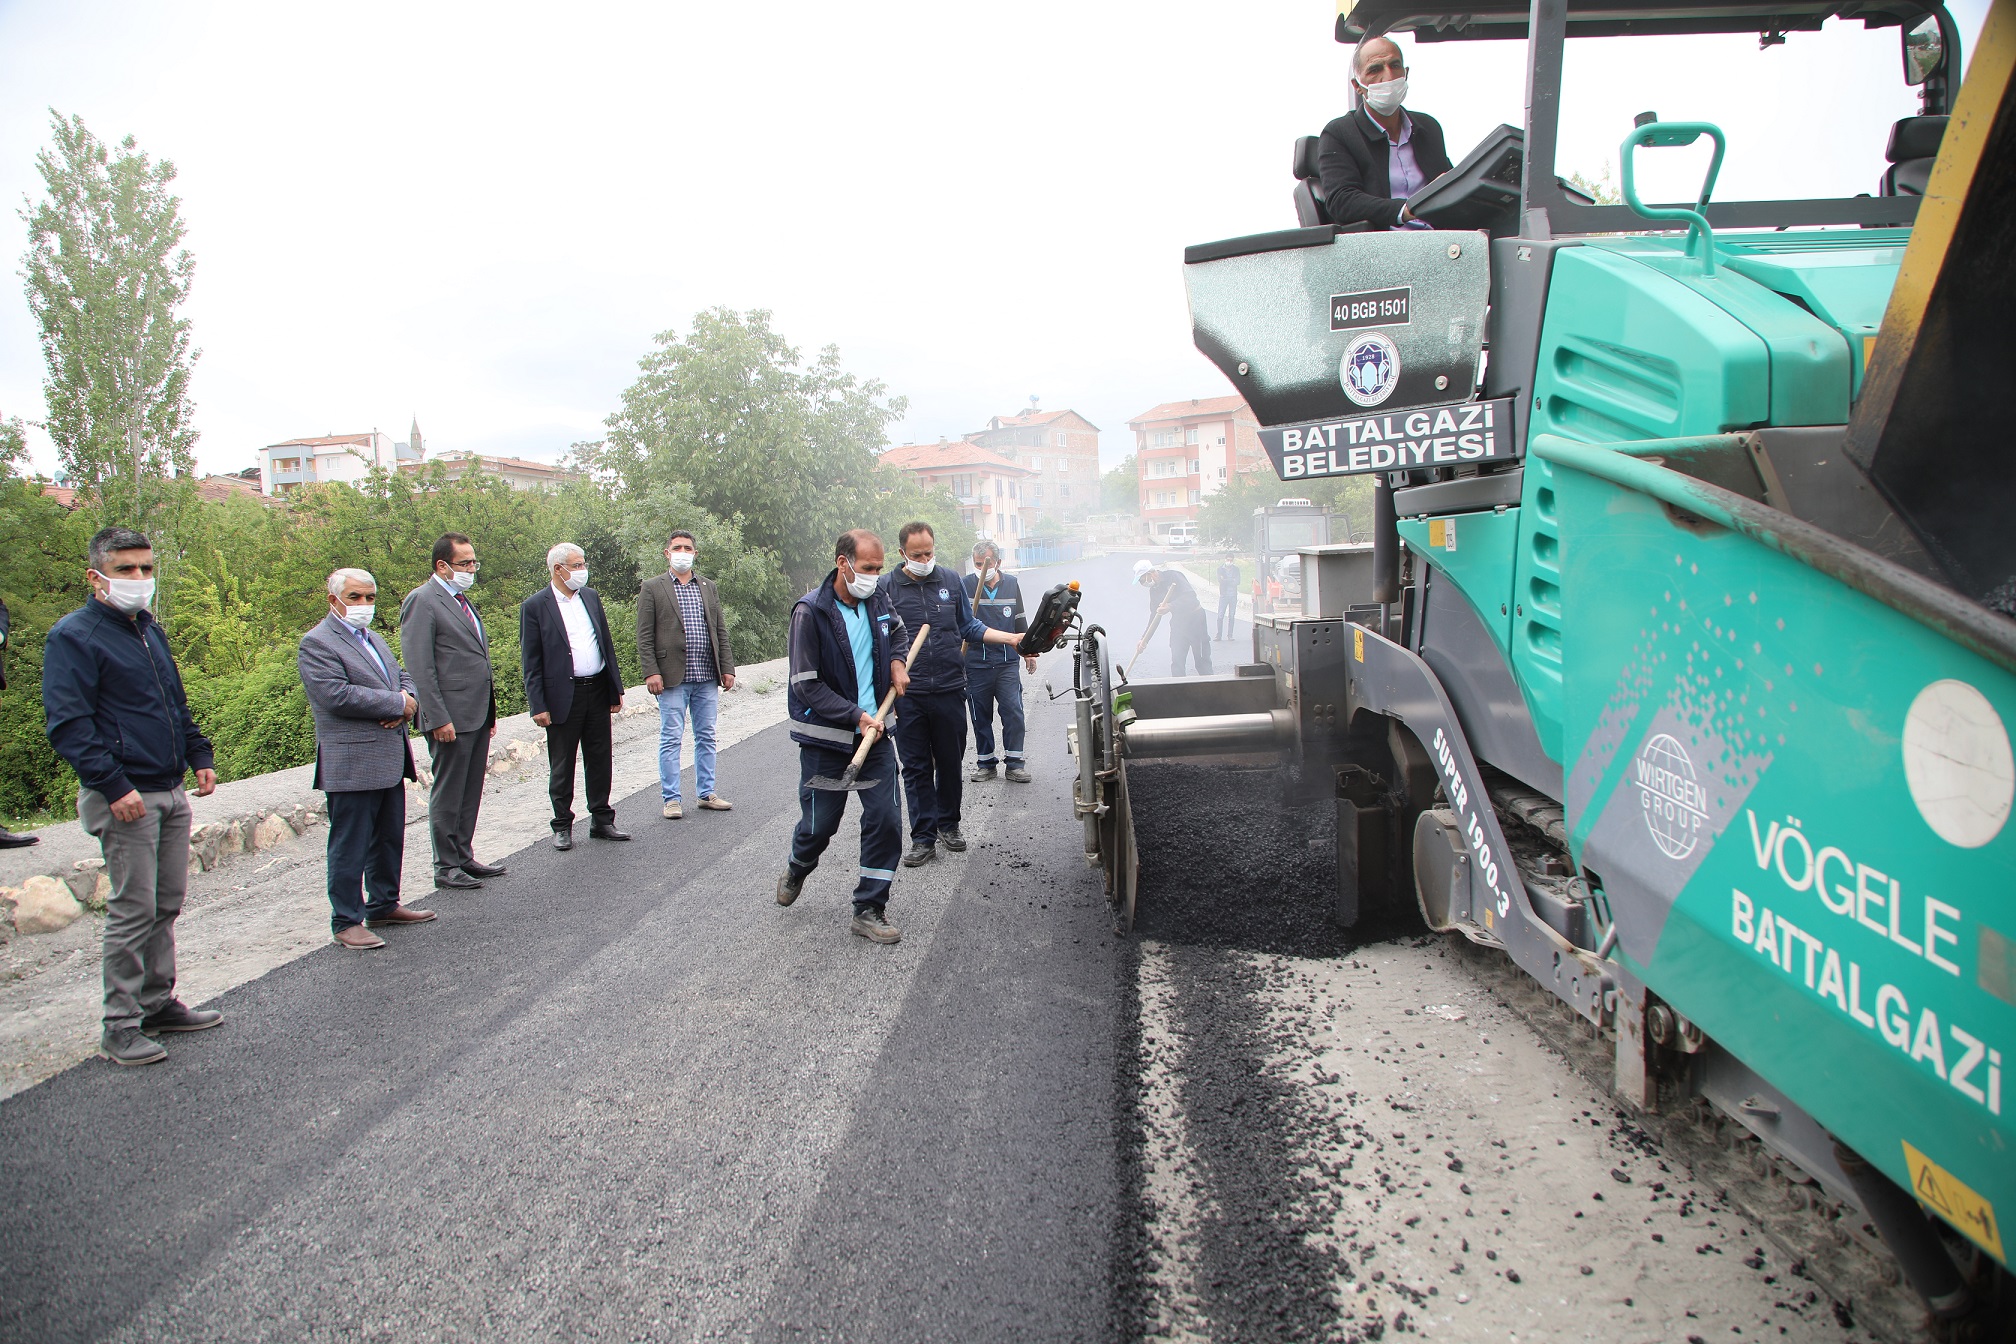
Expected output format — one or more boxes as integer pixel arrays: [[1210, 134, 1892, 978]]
[[776, 530, 916, 945], [1133, 558, 1213, 677]]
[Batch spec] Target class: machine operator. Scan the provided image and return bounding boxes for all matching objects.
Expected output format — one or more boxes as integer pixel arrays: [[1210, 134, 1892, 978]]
[[1317, 34, 1451, 231]]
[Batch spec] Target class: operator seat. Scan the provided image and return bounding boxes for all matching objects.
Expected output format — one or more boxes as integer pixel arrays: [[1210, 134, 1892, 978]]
[[1880, 115, 1947, 196], [1293, 135, 1331, 227]]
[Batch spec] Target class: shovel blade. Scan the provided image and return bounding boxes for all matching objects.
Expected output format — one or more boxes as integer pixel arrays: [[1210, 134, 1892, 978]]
[[807, 772, 878, 792]]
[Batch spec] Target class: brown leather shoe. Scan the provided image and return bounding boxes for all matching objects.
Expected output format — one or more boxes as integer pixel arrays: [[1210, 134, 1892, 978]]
[[365, 906, 438, 928], [335, 925, 387, 949]]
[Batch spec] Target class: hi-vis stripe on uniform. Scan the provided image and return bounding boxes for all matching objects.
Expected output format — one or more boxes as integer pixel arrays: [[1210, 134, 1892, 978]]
[[791, 670, 820, 683], [860, 867, 896, 882]]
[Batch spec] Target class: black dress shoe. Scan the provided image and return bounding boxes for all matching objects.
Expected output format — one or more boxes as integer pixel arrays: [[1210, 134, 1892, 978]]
[[0, 827, 38, 848], [462, 860, 508, 878], [552, 827, 574, 851], [588, 825, 631, 842], [435, 869, 484, 890]]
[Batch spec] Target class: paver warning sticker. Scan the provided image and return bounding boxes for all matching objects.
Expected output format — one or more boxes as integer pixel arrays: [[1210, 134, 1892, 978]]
[[1901, 1140, 2003, 1260]]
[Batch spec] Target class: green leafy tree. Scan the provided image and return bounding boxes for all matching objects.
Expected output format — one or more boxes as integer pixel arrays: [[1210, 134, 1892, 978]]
[[1101, 454, 1139, 513], [1567, 161, 1623, 206], [0, 465, 93, 823], [21, 112, 198, 526], [590, 308, 916, 593]]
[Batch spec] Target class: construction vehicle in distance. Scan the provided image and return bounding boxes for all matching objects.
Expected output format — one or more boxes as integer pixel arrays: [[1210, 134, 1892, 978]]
[[1252, 498, 1344, 615], [1048, 0, 2016, 1330]]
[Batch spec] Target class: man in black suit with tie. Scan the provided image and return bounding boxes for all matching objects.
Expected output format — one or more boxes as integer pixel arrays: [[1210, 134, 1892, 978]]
[[1317, 33, 1453, 231], [521, 542, 629, 850]]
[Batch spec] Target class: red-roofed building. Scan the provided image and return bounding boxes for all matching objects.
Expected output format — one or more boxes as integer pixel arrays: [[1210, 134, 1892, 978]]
[[195, 472, 271, 505], [1126, 396, 1265, 538], [964, 403, 1100, 530], [408, 450, 579, 491], [878, 439, 1031, 565]]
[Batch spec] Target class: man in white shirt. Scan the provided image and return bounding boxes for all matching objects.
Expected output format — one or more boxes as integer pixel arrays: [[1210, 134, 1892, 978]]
[[521, 543, 629, 850]]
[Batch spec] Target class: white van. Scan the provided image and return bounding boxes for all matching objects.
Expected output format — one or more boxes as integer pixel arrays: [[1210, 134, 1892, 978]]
[[1165, 521, 1198, 549]]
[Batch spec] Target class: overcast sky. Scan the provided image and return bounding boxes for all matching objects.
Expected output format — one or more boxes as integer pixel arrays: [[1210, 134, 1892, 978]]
[[0, 0, 1989, 478]]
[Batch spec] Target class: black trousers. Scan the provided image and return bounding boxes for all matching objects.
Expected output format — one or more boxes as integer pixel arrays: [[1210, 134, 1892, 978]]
[[893, 690, 968, 843], [1172, 610, 1213, 677], [325, 785, 405, 931], [547, 677, 614, 831]]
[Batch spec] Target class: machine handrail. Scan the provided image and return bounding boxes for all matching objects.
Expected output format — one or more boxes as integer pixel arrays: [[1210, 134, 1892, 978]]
[[1620, 120, 1725, 274], [1530, 433, 2016, 674]]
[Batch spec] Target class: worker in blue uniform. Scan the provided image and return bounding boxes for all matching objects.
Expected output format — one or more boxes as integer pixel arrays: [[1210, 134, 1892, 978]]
[[962, 539, 1037, 783], [776, 530, 913, 944], [879, 522, 1028, 866]]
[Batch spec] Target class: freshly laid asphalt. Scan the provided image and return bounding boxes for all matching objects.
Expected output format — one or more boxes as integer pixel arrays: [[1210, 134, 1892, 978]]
[[0, 693, 1124, 1342]]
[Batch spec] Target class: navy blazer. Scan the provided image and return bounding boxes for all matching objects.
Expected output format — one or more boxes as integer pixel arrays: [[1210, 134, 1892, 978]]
[[520, 585, 624, 723]]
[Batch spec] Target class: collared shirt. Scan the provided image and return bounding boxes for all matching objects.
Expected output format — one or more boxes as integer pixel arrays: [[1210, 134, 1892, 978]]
[[838, 598, 878, 716], [355, 627, 392, 684], [669, 575, 715, 684], [1381, 111, 1434, 231], [434, 573, 484, 639], [553, 585, 605, 677]]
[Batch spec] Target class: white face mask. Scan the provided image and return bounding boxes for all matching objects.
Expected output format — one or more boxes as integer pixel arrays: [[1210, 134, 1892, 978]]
[[93, 571, 155, 614], [563, 567, 588, 592], [448, 568, 476, 591], [844, 565, 879, 601], [1358, 73, 1407, 116], [980, 566, 1000, 586], [340, 603, 375, 630], [903, 557, 934, 578], [668, 552, 695, 574]]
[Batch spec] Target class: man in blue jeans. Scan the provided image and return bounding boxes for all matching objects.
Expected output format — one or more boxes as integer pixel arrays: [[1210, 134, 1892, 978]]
[[775, 531, 912, 944], [963, 539, 1036, 783], [637, 531, 737, 819]]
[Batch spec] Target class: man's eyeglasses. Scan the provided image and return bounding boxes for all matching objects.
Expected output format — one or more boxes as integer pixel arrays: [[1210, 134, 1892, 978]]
[[449, 559, 481, 572]]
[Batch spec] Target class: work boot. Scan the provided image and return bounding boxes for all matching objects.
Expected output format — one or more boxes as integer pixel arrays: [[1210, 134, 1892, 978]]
[[101, 1026, 167, 1067], [969, 764, 998, 782], [851, 906, 902, 944], [1004, 765, 1032, 783], [940, 828, 968, 852], [662, 800, 683, 819], [776, 870, 804, 906], [141, 1001, 223, 1033], [902, 840, 937, 867]]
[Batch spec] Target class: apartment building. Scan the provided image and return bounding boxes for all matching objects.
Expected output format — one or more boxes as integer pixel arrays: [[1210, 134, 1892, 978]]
[[409, 450, 579, 491], [261, 420, 427, 495], [877, 438, 1030, 566], [963, 403, 1100, 530], [1126, 396, 1266, 538]]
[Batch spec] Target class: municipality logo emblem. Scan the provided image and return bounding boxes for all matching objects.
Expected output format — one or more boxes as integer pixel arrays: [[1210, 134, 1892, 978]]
[[1632, 732, 1708, 860], [1340, 331, 1401, 407]]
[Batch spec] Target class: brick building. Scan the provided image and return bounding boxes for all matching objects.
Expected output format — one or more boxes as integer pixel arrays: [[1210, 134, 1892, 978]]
[[963, 404, 1101, 531], [1126, 396, 1266, 538], [877, 439, 1031, 566]]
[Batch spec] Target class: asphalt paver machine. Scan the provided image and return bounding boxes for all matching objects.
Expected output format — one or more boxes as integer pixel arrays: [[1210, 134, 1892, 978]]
[[1059, 0, 2016, 1326]]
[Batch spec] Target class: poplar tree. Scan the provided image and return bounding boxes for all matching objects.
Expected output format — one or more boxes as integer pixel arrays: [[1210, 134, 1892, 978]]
[[21, 111, 199, 522]]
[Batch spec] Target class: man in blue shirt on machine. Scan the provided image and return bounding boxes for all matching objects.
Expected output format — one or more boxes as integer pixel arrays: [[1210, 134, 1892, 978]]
[[962, 539, 1037, 784]]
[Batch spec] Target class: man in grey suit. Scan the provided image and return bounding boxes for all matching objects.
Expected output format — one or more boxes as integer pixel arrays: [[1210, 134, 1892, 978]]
[[399, 533, 507, 891], [300, 568, 438, 949]]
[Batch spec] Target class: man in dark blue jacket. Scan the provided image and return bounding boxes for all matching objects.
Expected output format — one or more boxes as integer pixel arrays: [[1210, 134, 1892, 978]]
[[776, 530, 914, 944], [962, 539, 1036, 783], [43, 527, 221, 1067], [880, 523, 1026, 866]]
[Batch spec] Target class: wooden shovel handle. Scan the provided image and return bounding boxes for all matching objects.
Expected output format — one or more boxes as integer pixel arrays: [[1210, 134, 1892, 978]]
[[849, 621, 930, 764]]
